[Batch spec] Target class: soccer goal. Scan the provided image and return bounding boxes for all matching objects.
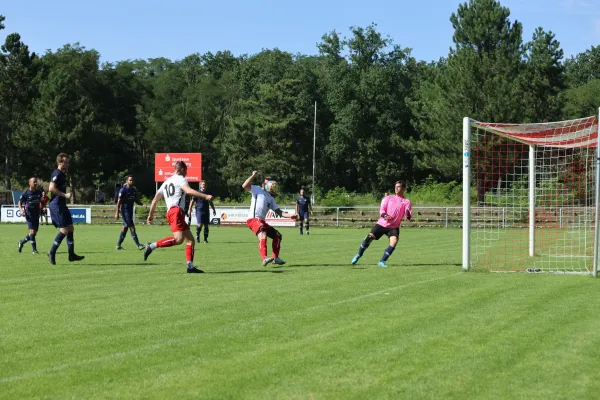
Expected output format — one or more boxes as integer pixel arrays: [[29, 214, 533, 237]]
[[462, 113, 600, 276]]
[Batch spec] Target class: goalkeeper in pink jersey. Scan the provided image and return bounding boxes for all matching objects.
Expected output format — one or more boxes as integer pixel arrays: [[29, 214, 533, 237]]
[[351, 181, 412, 268]]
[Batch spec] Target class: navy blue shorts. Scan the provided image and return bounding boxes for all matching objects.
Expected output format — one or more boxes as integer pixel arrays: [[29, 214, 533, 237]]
[[298, 211, 309, 221], [26, 213, 40, 231], [50, 205, 73, 228], [196, 212, 209, 225], [121, 211, 135, 227]]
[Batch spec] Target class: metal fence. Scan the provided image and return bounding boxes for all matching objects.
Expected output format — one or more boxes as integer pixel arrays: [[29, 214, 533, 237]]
[[1, 204, 465, 228], [3, 204, 594, 229], [308, 206, 464, 228]]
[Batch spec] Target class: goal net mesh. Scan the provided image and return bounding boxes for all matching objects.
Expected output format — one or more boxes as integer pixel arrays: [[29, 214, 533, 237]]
[[468, 116, 598, 273]]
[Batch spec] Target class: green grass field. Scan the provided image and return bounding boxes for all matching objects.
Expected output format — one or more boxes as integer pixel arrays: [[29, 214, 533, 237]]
[[1, 224, 599, 399]]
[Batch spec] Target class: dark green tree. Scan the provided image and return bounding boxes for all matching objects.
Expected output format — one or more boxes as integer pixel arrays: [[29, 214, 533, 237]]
[[0, 31, 39, 189], [222, 50, 315, 195], [16, 44, 113, 194], [318, 24, 417, 192], [410, 0, 524, 180], [563, 79, 600, 119], [565, 45, 600, 88], [521, 27, 565, 122]]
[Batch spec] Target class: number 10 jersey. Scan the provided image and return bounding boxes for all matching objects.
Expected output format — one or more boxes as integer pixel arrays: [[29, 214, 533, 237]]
[[159, 174, 189, 209]]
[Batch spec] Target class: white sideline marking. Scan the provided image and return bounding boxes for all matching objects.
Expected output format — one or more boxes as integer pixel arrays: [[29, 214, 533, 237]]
[[0, 273, 460, 384], [304, 273, 461, 311]]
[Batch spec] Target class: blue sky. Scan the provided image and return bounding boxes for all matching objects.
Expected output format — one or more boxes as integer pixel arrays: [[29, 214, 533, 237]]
[[1, 0, 599, 63]]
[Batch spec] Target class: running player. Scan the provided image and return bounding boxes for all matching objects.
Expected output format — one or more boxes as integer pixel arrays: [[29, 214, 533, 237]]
[[351, 181, 412, 268], [143, 161, 214, 273], [17, 177, 43, 254]]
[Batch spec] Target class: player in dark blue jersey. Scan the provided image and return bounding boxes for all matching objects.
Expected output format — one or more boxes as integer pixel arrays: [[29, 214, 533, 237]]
[[114, 175, 145, 250], [296, 188, 312, 235], [17, 177, 43, 254], [187, 180, 216, 243], [47, 153, 85, 265]]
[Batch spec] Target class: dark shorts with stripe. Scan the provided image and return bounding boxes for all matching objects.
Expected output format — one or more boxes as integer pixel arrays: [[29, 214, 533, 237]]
[[298, 211, 309, 221], [49, 205, 73, 228], [370, 224, 399, 240], [26, 212, 40, 230], [196, 211, 210, 225]]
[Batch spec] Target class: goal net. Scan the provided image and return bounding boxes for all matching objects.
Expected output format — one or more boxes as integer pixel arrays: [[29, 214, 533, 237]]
[[462, 115, 600, 276]]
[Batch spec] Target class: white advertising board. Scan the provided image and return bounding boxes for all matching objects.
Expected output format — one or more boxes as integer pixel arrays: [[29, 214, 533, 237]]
[[189, 207, 296, 226]]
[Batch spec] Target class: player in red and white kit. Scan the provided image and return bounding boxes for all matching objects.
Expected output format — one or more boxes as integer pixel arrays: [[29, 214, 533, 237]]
[[242, 171, 298, 266], [351, 181, 412, 268], [144, 161, 214, 273]]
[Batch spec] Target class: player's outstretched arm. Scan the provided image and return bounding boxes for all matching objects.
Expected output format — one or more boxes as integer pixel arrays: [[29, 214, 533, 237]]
[[242, 171, 258, 192], [182, 184, 213, 201], [147, 192, 163, 224], [274, 208, 298, 220]]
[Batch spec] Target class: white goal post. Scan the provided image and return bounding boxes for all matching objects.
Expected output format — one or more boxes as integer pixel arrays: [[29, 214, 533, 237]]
[[462, 111, 600, 276]]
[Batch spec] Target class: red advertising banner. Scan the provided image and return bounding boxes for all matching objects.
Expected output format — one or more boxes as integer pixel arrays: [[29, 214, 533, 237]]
[[155, 153, 202, 182]]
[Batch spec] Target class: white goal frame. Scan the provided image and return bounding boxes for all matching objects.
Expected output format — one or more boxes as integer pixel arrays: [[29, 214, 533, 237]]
[[462, 110, 600, 277]]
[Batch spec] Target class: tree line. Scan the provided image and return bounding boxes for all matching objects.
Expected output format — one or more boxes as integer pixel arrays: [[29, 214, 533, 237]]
[[1, 0, 600, 201]]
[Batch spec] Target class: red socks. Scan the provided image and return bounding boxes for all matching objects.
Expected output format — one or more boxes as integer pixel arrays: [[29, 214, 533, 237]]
[[259, 238, 267, 259], [272, 237, 281, 258], [157, 237, 175, 248], [185, 242, 194, 262]]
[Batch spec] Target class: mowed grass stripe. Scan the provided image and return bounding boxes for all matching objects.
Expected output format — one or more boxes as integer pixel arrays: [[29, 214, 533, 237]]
[[2, 224, 599, 399]]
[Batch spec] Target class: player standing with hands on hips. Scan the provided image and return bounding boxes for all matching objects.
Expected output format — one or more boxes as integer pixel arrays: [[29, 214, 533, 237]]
[[351, 181, 412, 268], [243, 171, 298, 266], [143, 161, 214, 273]]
